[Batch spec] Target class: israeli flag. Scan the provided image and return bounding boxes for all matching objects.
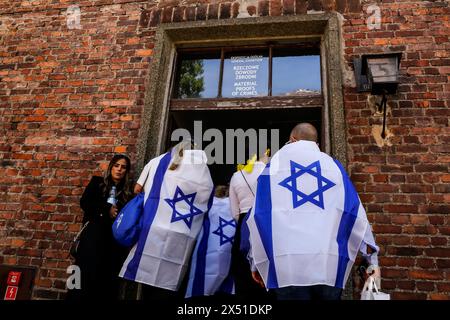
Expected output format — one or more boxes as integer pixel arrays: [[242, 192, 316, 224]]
[[185, 197, 236, 298], [120, 150, 214, 291], [247, 140, 370, 289]]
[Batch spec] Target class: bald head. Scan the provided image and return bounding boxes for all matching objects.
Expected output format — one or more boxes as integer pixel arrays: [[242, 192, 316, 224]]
[[290, 123, 318, 143]]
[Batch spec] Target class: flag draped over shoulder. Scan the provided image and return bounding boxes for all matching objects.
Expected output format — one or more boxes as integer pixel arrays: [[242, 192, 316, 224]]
[[185, 197, 236, 298], [247, 140, 370, 289], [120, 150, 214, 291]]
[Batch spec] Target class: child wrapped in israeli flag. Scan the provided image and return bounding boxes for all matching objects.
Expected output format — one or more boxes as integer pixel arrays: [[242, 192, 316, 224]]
[[185, 185, 235, 298], [247, 123, 380, 300], [120, 141, 215, 295]]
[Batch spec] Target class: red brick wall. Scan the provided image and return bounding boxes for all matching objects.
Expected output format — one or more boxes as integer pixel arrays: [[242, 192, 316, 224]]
[[0, 0, 449, 299]]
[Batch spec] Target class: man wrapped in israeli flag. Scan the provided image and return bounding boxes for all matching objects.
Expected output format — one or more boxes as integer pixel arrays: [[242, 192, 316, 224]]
[[185, 185, 235, 298], [120, 142, 214, 296], [247, 123, 380, 300]]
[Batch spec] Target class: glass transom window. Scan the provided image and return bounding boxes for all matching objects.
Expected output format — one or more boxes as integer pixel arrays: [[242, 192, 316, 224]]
[[173, 44, 321, 99]]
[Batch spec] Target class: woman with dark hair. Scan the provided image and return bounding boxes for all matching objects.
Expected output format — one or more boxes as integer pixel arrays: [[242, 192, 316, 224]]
[[67, 154, 134, 300]]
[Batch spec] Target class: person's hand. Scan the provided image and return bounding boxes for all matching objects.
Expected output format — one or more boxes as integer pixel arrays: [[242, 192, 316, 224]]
[[109, 205, 118, 219], [366, 265, 381, 288], [251, 271, 265, 288], [134, 183, 143, 194]]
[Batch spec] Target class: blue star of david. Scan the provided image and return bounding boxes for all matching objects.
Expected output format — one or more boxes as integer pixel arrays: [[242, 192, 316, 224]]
[[279, 160, 336, 210], [165, 186, 203, 229], [212, 217, 237, 246]]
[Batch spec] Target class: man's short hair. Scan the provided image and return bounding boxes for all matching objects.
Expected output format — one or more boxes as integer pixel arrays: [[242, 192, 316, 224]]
[[290, 123, 318, 142]]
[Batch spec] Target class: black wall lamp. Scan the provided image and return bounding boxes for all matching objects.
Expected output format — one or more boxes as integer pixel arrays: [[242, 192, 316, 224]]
[[354, 52, 402, 138]]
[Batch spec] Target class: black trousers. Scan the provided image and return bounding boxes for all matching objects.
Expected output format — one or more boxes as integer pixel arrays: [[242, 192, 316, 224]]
[[141, 284, 180, 300], [274, 285, 342, 300], [230, 212, 273, 301]]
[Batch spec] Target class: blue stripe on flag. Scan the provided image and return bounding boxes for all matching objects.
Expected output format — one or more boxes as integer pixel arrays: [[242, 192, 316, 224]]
[[123, 152, 172, 280], [239, 208, 251, 255], [334, 159, 360, 288], [253, 163, 278, 288], [191, 188, 215, 296]]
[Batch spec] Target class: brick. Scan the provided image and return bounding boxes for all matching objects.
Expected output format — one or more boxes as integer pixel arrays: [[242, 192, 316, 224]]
[[436, 283, 450, 292], [391, 236, 411, 246], [258, 1, 270, 16], [426, 248, 450, 258], [392, 292, 427, 300], [397, 280, 415, 290], [159, 0, 180, 7], [220, 3, 231, 19], [400, 185, 433, 194], [416, 281, 436, 291], [426, 205, 450, 214], [295, 0, 307, 14], [384, 205, 418, 214], [436, 259, 450, 269], [431, 237, 447, 246], [410, 270, 444, 281], [186, 6, 196, 21], [412, 237, 431, 246], [161, 7, 173, 23], [247, 5, 257, 16], [308, 0, 322, 11], [139, 10, 151, 28], [197, 4, 208, 20], [429, 216, 445, 225], [336, 0, 347, 13], [114, 146, 127, 153], [10, 239, 26, 247], [173, 7, 185, 22], [150, 9, 161, 27], [34, 289, 59, 300], [348, 0, 361, 13], [410, 215, 429, 224], [389, 247, 422, 256], [416, 258, 435, 269], [208, 4, 219, 19], [374, 224, 404, 234], [383, 268, 408, 279], [321, 0, 335, 12], [430, 294, 450, 300], [391, 215, 410, 224], [136, 49, 153, 57], [282, 0, 295, 15], [378, 279, 396, 290], [269, 0, 282, 16]]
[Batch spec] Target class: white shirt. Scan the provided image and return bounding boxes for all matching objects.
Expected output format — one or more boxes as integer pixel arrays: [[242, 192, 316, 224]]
[[229, 161, 266, 220], [136, 154, 164, 196]]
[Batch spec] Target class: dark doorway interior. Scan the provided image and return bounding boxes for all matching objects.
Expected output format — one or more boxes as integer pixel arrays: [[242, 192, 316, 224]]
[[166, 108, 322, 185]]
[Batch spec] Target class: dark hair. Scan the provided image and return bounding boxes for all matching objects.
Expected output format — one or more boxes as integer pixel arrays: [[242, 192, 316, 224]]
[[214, 185, 229, 198], [102, 154, 133, 207]]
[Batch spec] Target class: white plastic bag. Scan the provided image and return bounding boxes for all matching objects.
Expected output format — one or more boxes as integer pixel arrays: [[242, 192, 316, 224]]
[[361, 276, 391, 300]]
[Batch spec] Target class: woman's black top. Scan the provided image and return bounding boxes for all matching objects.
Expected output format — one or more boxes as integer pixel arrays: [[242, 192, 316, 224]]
[[67, 176, 131, 300]]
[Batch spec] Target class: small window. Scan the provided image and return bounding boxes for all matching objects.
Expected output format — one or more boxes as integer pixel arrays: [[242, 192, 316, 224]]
[[174, 52, 221, 99], [272, 48, 321, 96], [172, 44, 321, 99]]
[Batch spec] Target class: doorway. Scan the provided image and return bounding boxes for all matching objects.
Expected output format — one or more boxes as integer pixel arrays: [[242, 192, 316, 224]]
[[166, 107, 322, 185]]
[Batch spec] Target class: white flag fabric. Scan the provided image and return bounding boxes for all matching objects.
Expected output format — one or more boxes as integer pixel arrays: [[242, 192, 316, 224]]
[[247, 140, 370, 289], [185, 196, 236, 298], [120, 149, 214, 291]]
